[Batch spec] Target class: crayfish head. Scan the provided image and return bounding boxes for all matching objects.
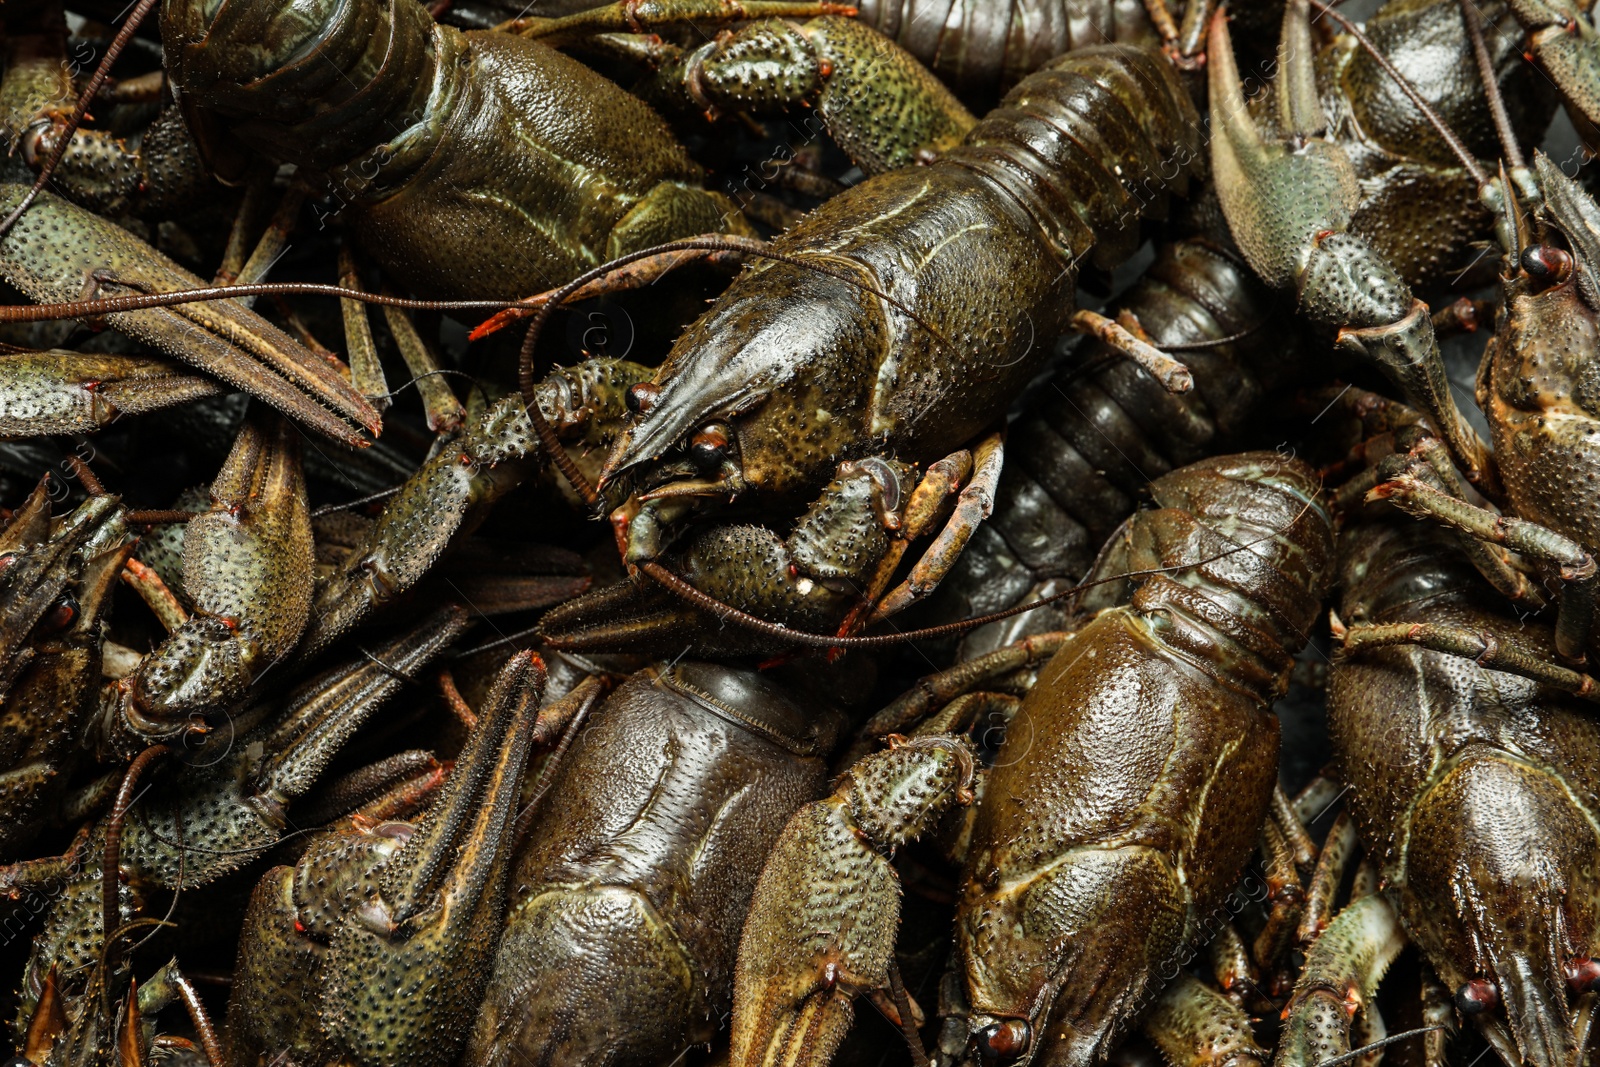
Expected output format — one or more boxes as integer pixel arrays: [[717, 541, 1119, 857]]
[[951, 844, 1188, 1067], [1529, 154, 1600, 310], [1400, 747, 1600, 1067], [597, 366, 770, 559]]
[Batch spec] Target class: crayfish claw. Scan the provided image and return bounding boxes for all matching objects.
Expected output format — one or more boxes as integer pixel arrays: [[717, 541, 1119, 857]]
[[0, 186, 380, 445], [1206, 5, 1358, 292], [0, 351, 224, 438], [319, 652, 545, 1067], [733, 737, 974, 1067], [114, 411, 312, 747]]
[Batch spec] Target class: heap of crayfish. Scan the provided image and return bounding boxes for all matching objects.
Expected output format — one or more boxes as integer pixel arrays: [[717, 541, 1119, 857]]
[[5, 0, 1600, 1064]]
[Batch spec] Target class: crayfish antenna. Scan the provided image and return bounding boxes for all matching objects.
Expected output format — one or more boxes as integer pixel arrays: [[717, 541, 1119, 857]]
[[1305, 0, 1489, 188], [0, 0, 161, 240], [1460, 0, 1528, 175], [102, 745, 171, 943]]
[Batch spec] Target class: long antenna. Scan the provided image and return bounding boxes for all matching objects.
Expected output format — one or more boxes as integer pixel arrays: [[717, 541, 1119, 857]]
[[0, 281, 529, 323], [0, 0, 162, 239], [1312, 1026, 1446, 1067], [1458, 0, 1526, 173]]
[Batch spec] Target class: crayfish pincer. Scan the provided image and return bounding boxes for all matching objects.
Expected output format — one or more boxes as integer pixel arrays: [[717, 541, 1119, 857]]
[[100, 409, 312, 753], [733, 452, 1335, 1067], [546, 43, 1201, 648], [227, 650, 552, 1067]]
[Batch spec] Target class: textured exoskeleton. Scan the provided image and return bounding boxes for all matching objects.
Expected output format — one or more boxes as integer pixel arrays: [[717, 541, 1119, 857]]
[[1503, 0, 1600, 145], [1478, 157, 1600, 558], [735, 732, 975, 1067], [0, 185, 379, 445], [1, 0, 211, 223], [542, 43, 1202, 650], [1273, 893, 1407, 1067], [167, 0, 753, 302], [1143, 971, 1271, 1067], [928, 229, 1297, 655], [304, 358, 652, 653], [1301, 0, 1555, 288], [851, 0, 1173, 102], [733, 452, 1336, 1067], [0, 352, 224, 439], [1207, 0, 1497, 491], [12, 607, 469, 1046], [226, 650, 550, 1067], [1349, 156, 1600, 668], [163, 0, 940, 300], [541, 439, 1005, 655], [505, 0, 1181, 104], [99, 410, 312, 753], [465, 661, 843, 1067], [0, 481, 133, 858], [1327, 517, 1600, 1067], [622, 13, 977, 174], [19, 923, 226, 1067]]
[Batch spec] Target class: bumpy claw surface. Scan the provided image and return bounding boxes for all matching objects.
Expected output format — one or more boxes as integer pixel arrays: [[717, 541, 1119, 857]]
[[732, 735, 974, 1067], [0, 185, 379, 444], [108, 412, 313, 747], [1205, 4, 1493, 490], [644, 14, 976, 174], [229, 652, 545, 1067], [304, 396, 541, 653], [1207, 3, 1359, 292], [308, 360, 647, 652], [0, 351, 224, 438], [545, 449, 995, 655], [1144, 973, 1270, 1067], [1275, 895, 1406, 1067], [15, 608, 467, 1033]]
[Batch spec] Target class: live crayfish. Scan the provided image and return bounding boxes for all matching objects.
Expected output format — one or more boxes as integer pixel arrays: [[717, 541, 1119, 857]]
[[731, 451, 1334, 1067], [533, 37, 1206, 654], [5, 0, 1600, 1064], [1312, 505, 1600, 1067]]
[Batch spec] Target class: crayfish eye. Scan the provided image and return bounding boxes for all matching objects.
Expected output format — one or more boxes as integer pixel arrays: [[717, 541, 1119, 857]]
[[1455, 978, 1500, 1014], [626, 382, 660, 416], [1566, 957, 1600, 995], [975, 1019, 1031, 1067], [38, 594, 78, 635], [689, 423, 732, 472], [1521, 244, 1573, 286]]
